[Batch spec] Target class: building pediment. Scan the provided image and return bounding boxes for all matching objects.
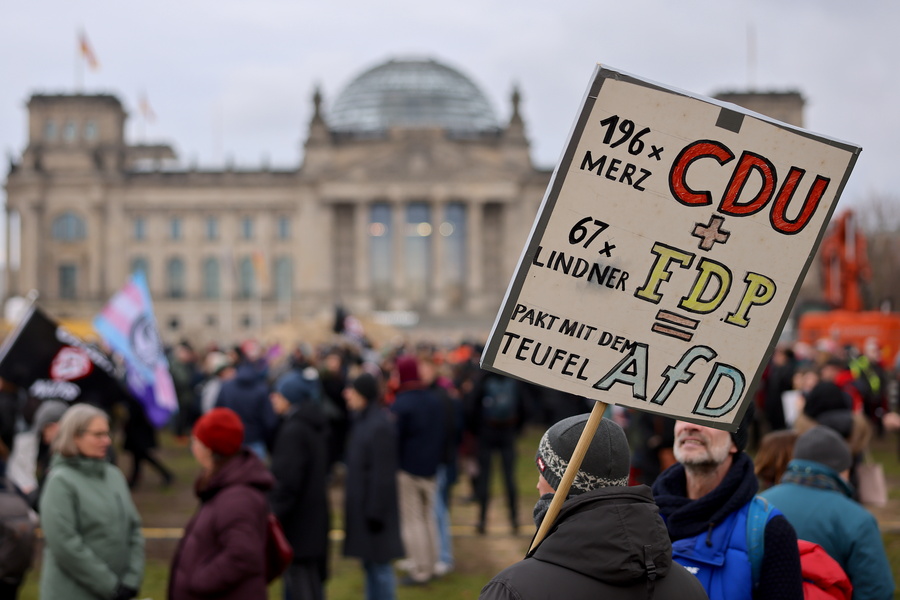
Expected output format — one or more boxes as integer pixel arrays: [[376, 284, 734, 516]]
[[303, 128, 524, 182]]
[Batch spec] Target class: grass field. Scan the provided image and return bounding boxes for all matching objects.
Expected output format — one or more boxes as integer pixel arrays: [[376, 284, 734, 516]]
[[17, 424, 900, 599]]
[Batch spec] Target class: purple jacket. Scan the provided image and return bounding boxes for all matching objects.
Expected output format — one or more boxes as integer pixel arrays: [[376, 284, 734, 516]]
[[168, 450, 274, 599]]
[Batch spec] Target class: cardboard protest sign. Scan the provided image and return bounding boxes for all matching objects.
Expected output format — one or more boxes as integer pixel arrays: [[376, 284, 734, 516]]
[[482, 65, 861, 430]]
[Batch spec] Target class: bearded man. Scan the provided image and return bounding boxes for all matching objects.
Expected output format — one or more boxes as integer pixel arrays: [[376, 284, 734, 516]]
[[651, 411, 803, 600]]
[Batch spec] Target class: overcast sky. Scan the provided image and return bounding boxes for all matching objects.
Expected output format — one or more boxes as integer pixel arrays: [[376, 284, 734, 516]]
[[2, 0, 897, 214]]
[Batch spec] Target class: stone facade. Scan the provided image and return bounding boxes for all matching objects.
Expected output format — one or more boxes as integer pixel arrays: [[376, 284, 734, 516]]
[[4, 59, 807, 346], [5, 60, 549, 345]]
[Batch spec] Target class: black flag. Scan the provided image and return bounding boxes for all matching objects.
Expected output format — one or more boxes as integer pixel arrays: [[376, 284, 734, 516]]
[[0, 304, 127, 411]]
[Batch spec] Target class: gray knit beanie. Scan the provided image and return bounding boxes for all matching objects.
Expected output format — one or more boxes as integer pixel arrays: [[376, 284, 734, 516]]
[[793, 425, 852, 474], [33, 400, 69, 433], [535, 414, 630, 494]]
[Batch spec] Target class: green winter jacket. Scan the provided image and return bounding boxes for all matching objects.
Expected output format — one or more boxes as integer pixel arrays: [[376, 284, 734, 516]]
[[38, 455, 144, 600]]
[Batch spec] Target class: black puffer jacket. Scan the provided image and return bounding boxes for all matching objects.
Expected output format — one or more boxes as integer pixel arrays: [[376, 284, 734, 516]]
[[479, 485, 708, 600]]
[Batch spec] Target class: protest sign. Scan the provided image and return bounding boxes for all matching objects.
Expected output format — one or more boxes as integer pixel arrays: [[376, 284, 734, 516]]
[[483, 65, 861, 430]]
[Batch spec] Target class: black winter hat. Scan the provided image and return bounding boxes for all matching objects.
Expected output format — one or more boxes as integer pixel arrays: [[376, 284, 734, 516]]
[[535, 414, 630, 494], [804, 382, 851, 419], [352, 372, 379, 403]]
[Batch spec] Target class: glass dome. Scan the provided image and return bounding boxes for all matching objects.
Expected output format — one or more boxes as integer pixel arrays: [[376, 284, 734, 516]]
[[329, 58, 500, 135]]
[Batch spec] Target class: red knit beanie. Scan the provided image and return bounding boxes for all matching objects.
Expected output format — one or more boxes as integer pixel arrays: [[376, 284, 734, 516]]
[[396, 355, 420, 385], [193, 407, 244, 456]]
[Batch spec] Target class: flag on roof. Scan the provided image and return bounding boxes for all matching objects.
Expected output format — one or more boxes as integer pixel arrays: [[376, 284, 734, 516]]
[[78, 30, 99, 70]]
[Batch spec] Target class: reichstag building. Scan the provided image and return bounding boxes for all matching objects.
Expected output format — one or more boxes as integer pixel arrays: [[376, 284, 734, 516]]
[[3, 56, 803, 346]]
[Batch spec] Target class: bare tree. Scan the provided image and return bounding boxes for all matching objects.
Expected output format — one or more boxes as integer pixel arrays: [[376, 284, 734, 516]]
[[851, 193, 900, 310]]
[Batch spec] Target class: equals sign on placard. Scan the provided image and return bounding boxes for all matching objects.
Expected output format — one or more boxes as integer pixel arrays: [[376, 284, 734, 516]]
[[651, 310, 700, 342]]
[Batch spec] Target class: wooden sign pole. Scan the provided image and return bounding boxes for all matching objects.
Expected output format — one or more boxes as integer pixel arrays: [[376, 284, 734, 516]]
[[528, 399, 608, 554]]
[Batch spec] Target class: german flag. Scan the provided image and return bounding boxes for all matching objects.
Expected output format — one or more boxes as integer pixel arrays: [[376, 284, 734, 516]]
[[79, 30, 99, 70]]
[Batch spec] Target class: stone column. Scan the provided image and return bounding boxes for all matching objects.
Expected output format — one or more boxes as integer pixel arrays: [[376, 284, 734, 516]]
[[105, 199, 126, 298], [20, 201, 41, 295], [430, 198, 447, 314], [5, 207, 16, 297], [88, 201, 105, 301], [466, 199, 484, 312], [390, 199, 407, 310]]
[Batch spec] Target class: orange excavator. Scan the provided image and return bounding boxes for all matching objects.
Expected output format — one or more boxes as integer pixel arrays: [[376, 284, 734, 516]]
[[797, 210, 900, 363]]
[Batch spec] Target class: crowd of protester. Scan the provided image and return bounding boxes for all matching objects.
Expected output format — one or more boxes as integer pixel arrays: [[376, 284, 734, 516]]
[[0, 327, 897, 599]]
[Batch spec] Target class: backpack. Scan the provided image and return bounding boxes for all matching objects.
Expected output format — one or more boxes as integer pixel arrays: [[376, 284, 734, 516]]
[[481, 376, 517, 424], [0, 482, 37, 584], [747, 496, 853, 600]]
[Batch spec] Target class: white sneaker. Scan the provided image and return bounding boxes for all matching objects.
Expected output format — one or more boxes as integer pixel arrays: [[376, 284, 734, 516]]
[[434, 561, 454, 577], [395, 558, 413, 572]]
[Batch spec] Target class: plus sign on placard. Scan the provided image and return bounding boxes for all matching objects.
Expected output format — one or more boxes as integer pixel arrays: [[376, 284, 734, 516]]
[[692, 215, 731, 251]]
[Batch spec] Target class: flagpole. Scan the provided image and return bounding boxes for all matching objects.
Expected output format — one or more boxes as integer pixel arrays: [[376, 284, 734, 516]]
[[75, 33, 83, 92], [138, 101, 146, 142]]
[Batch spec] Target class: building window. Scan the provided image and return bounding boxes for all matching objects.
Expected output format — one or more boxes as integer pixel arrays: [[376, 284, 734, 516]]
[[241, 217, 254, 240], [84, 120, 98, 141], [202, 257, 220, 299], [205, 217, 218, 241], [166, 257, 186, 298], [51, 212, 86, 241], [369, 203, 392, 308], [63, 120, 77, 143], [239, 256, 256, 298], [170, 217, 182, 240], [274, 256, 292, 301], [43, 120, 56, 141], [405, 202, 432, 307], [59, 264, 77, 299], [277, 216, 290, 240], [130, 257, 149, 278], [443, 202, 467, 308], [133, 217, 146, 240]]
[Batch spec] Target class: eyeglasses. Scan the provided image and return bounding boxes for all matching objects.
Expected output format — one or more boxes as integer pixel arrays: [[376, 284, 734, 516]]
[[82, 429, 111, 439]]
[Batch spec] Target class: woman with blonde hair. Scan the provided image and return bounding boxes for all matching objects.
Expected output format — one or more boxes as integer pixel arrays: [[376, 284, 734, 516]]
[[39, 403, 144, 600]]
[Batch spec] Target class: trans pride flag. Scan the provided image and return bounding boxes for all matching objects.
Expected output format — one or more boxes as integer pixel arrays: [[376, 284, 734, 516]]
[[93, 272, 177, 427]]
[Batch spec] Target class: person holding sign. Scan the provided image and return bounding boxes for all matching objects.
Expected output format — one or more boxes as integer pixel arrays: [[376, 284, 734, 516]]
[[652, 413, 803, 600], [479, 414, 707, 600]]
